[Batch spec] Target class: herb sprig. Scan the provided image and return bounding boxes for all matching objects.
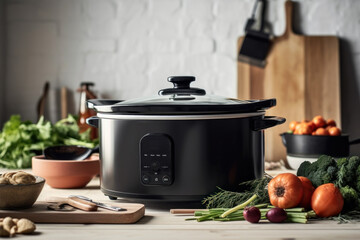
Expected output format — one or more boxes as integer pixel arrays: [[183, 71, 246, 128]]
[[202, 174, 272, 209]]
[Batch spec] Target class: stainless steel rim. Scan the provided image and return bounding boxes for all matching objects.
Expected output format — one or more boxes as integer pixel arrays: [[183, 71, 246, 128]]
[[97, 111, 264, 120]]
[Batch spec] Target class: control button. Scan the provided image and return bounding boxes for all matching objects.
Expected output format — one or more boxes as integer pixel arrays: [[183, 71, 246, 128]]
[[143, 165, 150, 169], [162, 154, 167, 157], [162, 175, 170, 183], [151, 161, 160, 171], [156, 154, 161, 157], [143, 154, 148, 157], [150, 154, 155, 157], [154, 177, 159, 182], [161, 166, 169, 169], [154, 172, 158, 175], [142, 175, 150, 184]]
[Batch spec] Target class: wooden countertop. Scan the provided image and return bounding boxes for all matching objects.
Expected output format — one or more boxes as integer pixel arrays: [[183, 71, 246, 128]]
[[1, 169, 360, 240]]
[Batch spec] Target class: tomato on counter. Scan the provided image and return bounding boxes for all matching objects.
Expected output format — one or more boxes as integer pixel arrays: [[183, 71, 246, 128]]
[[311, 183, 344, 217]]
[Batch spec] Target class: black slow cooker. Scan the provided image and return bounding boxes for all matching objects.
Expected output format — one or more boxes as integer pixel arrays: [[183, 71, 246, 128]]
[[87, 76, 285, 201]]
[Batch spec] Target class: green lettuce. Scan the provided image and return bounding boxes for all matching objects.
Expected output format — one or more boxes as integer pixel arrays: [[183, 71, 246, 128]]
[[0, 115, 98, 169]]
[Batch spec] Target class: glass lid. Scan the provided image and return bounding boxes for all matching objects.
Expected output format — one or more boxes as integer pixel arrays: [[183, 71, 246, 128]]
[[90, 76, 277, 115]]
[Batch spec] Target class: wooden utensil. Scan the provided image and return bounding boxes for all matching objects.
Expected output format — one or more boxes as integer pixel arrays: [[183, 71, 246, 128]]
[[47, 196, 98, 212], [37, 82, 50, 120], [237, 0, 341, 162], [170, 209, 206, 214], [68, 195, 125, 211], [0, 202, 145, 224], [61, 87, 68, 119]]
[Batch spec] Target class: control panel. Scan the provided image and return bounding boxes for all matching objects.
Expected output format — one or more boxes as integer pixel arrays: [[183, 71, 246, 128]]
[[140, 133, 173, 186]]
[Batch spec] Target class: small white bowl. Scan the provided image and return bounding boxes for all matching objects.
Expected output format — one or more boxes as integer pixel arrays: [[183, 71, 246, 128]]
[[286, 155, 318, 170]]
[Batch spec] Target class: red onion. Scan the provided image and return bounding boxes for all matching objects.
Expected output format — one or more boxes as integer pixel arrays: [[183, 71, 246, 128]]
[[266, 208, 287, 223], [243, 206, 261, 223]]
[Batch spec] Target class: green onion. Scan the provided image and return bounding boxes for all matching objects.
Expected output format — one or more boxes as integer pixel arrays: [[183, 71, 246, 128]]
[[285, 217, 308, 224], [186, 199, 314, 224], [196, 213, 221, 222], [220, 194, 257, 218], [267, 205, 305, 212]]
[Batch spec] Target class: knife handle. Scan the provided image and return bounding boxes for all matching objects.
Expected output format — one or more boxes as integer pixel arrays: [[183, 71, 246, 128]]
[[67, 197, 98, 211], [170, 209, 206, 214]]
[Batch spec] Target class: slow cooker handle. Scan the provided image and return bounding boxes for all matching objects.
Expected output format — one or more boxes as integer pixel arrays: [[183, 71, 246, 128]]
[[349, 138, 360, 145], [252, 116, 286, 131], [87, 99, 123, 109], [86, 116, 99, 128]]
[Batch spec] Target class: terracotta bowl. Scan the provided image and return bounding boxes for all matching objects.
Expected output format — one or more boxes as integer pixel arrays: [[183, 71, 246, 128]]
[[0, 175, 45, 209], [32, 155, 100, 189]]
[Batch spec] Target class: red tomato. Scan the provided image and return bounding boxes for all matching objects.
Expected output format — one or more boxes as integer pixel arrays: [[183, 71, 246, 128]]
[[289, 121, 299, 132], [298, 176, 315, 209], [312, 116, 326, 128], [328, 127, 341, 136], [314, 128, 329, 136], [307, 122, 317, 132], [311, 183, 344, 217], [268, 173, 303, 209], [295, 123, 312, 135], [295, 123, 302, 132], [326, 119, 337, 127]]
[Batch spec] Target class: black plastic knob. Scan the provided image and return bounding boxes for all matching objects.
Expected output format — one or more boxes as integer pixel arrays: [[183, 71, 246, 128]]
[[167, 76, 195, 89], [159, 76, 206, 96], [80, 82, 95, 87]]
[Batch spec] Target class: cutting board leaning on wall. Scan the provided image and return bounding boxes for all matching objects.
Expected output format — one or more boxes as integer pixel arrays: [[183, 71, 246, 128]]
[[237, 0, 341, 162]]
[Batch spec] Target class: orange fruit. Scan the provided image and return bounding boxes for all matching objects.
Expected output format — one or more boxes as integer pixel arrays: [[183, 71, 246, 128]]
[[328, 127, 341, 136], [298, 176, 315, 209], [307, 121, 317, 132], [326, 119, 336, 127], [297, 123, 312, 135], [289, 121, 299, 132], [312, 116, 326, 128], [295, 123, 302, 132], [314, 128, 329, 136]]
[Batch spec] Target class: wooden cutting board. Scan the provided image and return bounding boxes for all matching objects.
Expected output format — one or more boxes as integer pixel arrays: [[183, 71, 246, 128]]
[[0, 202, 145, 224], [237, 0, 341, 162]]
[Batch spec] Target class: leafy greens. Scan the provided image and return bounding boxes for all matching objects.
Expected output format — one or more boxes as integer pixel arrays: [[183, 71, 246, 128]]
[[0, 115, 98, 169]]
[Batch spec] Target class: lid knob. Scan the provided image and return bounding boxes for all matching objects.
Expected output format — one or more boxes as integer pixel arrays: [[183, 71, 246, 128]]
[[159, 76, 206, 96], [167, 76, 195, 89], [80, 82, 95, 87]]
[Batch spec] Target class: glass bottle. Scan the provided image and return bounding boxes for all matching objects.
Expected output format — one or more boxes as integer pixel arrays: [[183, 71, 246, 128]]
[[78, 82, 97, 139]]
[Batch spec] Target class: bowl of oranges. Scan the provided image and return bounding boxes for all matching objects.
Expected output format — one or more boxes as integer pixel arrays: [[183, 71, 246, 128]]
[[281, 115, 359, 169], [289, 116, 341, 136]]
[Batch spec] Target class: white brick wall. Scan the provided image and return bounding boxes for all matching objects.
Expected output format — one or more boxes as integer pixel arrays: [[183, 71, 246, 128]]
[[2, 0, 360, 155]]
